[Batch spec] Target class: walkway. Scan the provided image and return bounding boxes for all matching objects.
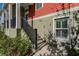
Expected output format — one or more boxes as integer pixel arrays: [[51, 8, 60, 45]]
[[33, 44, 51, 56], [32, 43, 68, 56]]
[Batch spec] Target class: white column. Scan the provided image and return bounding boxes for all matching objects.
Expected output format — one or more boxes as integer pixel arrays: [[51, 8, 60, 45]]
[[9, 4, 12, 29], [2, 12, 4, 26], [1, 12, 3, 21], [5, 10, 7, 29], [16, 3, 21, 29], [1, 12, 4, 31]]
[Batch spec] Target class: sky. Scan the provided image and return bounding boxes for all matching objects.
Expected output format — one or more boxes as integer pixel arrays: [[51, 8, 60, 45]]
[[0, 3, 3, 10], [0, 3, 3, 24]]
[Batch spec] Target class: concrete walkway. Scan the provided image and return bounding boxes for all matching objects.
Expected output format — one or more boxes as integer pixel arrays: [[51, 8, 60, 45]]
[[33, 43, 68, 56], [33, 44, 51, 56]]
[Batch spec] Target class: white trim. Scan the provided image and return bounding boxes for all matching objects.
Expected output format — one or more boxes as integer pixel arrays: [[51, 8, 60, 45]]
[[16, 3, 21, 29], [52, 15, 70, 42], [9, 4, 12, 29], [33, 6, 79, 20], [16, 3, 18, 29]]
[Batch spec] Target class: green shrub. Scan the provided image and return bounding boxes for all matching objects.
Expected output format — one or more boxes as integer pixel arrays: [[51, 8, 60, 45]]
[[0, 31, 32, 56]]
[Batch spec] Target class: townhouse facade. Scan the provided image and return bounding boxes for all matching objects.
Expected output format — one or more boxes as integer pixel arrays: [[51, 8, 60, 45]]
[[28, 3, 79, 42], [2, 3, 79, 49]]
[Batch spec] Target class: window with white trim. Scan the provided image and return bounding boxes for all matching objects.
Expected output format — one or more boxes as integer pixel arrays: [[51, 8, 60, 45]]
[[35, 3, 43, 10], [55, 17, 68, 38]]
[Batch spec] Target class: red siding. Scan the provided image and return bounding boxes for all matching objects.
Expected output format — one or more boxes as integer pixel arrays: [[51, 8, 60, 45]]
[[29, 3, 79, 19]]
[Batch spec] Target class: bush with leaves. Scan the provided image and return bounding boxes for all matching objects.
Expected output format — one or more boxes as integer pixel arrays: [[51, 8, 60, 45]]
[[0, 31, 32, 56], [47, 26, 79, 56]]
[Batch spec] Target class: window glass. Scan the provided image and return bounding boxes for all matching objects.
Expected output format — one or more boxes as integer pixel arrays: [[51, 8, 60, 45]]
[[56, 21, 61, 28], [62, 20, 67, 28], [55, 17, 68, 38], [11, 17, 16, 28], [56, 30, 61, 37], [62, 30, 68, 38], [36, 3, 42, 10]]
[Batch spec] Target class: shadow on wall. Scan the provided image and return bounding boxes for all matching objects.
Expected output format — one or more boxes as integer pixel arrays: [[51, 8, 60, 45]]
[[20, 4, 49, 50], [38, 26, 79, 56], [20, 4, 40, 49]]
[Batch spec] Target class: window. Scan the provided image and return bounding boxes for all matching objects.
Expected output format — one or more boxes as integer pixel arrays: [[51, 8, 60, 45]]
[[55, 17, 68, 38], [35, 3, 43, 10], [11, 16, 16, 28], [12, 5, 16, 14]]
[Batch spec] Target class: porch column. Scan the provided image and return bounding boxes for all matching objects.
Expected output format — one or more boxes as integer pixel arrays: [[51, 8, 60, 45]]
[[16, 3, 21, 29], [1, 12, 4, 31], [5, 10, 7, 29], [9, 4, 12, 29], [2, 12, 4, 23]]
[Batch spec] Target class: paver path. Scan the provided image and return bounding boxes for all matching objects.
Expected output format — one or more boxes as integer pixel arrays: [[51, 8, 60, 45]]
[[33, 43, 68, 56], [33, 44, 51, 56]]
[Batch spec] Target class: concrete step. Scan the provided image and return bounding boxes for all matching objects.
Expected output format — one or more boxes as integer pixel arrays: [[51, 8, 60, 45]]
[[30, 42, 47, 56], [37, 40, 46, 49], [37, 39, 46, 45]]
